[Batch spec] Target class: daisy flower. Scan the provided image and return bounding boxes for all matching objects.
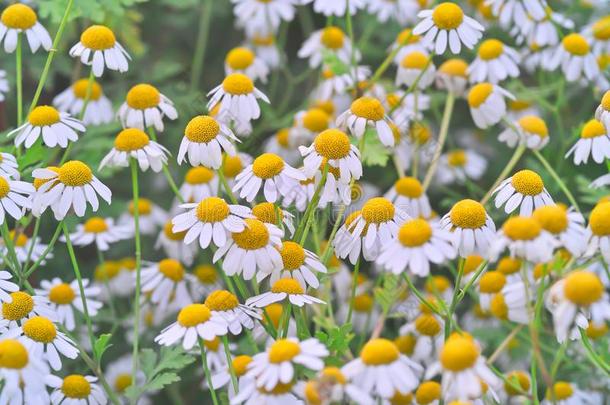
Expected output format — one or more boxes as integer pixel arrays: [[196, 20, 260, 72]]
[[596, 90, 610, 130], [8, 105, 85, 149], [117, 83, 178, 131], [246, 277, 325, 308], [435, 58, 470, 95], [511, 10, 574, 48], [399, 312, 444, 364], [486, 0, 546, 28], [189, 265, 224, 300], [385, 177, 431, 218], [587, 15, 610, 56], [488, 281, 531, 324], [396, 51, 435, 89], [441, 199, 496, 257], [233, 152, 305, 202], [542, 381, 598, 405], [100, 128, 170, 172], [141, 259, 193, 311], [585, 201, 610, 262], [0, 290, 56, 330], [467, 82, 514, 129], [315, 66, 369, 101], [413, 2, 484, 54], [262, 241, 327, 288], [0, 174, 33, 223], [337, 293, 379, 334], [492, 169, 554, 216], [337, 96, 396, 147], [0, 230, 50, 267], [436, 148, 487, 185], [252, 202, 295, 237], [47, 374, 106, 405], [93, 260, 135, 299], [377, 218, 457, 277], [264, 128, 304, 166], [119, 197, 166, 235], [468, 38, 520, 83], [491, 216, 558, 263], [247, 33, 280, 69], [566, 118, 610, 164], [499, 370, 531, 401], [533, 205, 587, 257], [105, 355, 146, 400], [477, 271, 506, 312], [37, 278, 102, 331], [207, 73, 270, 124], [231, 0, 297, 32], [178, 115, 239, 169], [61, 216, 131, 251], [205, 289, 261, 335], [392, 28, 429, 66], [300, 128, 362, 183], [32, 160, 112, 220], [69, 25, 130, 77], [545, 33, 599, 82], [155, 220, 198, 267], [0, 340, 50, 405], [298, 26, 357, 68], [53, 78, 114, 126], [231, 380, 303, 404], [301, 0, 366, 17], [225, 46, 270, 83], [155, 303, 228, 349], [367, 0, 421, 24], [221, 154, 253, 191], [179, 166, 218, 203], [293, 107, 332, 141], [498, 115, 550, 150], [341, 338, 422, 400], [299, 366, 374, 405], [0, 4, 51, 53]]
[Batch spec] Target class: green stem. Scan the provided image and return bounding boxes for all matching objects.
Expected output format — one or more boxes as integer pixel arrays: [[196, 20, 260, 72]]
[[296, 165, 328, 244], [579, 329, 610, 375], [217, 166, 238, 205], [1, 222, 22, 282], [402, 273, 443, 316], [16, 34, 23, 126], [533, 150, 580, 212], [221, 335, 239, 393], [190, 0, 213, 89], [280, 302, 292, 338], [21, 218, 40, 273], [130, 158, 143, 387], [147, 127, 184, 203], [444, 257, 464, 339], [456, 261, 488, 302], [422, 92, 455, 191], [23, 223, 62, 279], [345, 257, 361, 325], [199, 339, 220, 405], [480, 144, 526, 205]]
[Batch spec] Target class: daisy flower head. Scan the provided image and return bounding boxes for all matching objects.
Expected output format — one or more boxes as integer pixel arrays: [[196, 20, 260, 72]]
[[262, 241, 327, 288], [233, 152, 306, 202], [546, 33, 599, 82], [105, 355, 145, 400], [178, 115, 239, 169], [336, 96, 396, 147], [69, 24, 130, 77], [61, 216, 131, 251], [396, 51, 435, 89], [37, 278, 101, 331], [585, 201, 610, 262], [300, 366, 374, 405], [225, 46, 270, 83], [478, 270, 507, 311], [0, 152, 18, 180], [0, 174, 33, 223], [179, 166, 218, 203], [207, 73, 270, 125], [247, 33, 280, 69], [53, 78, 114, 126], [93, 260, 134, 299], [488, 281, 531, 324], [0, 3, 51, 53], [542, 381, 597, 405], [246, 277, 325, 308], [415, 381, 443, 405], [441, 199, 496, 257], [392, 28, 429, 65], [436, 58, 470, 95], [385, 176, 431, 218], [252, 201, 295, 237], [117, 83, 178, 131], [467, 82, 514, 129], [231, 380, 303, 404], [8, 105, 85, 149], [100, 128, 169, 172], [377, 218, 457, 277], [0, 290, 55, 331], [337, 293, 378, 334], [189, 264, 223, 300], [436, 148, 487, 185], [205, 289, 261, 335], [498, 115, 550, 150], [533, 205, 587, 257], [47, 374, 106, 404], [367, 0, 422, 25], [1, 230, 50, 267], [511, 9, 574, 48], [566, 118, 610, 164], [487, 0, 546, 28], [294, 107, 332, 140], [341, 338, 422, 400], [595, 90, 610, 130], [298, 26, 357, 68], [315, 65, 369, 101], [399, 312, 445, 363], [222, 153, 253, 189], [302, 0, 366, 17], [231, 0, 297, 33], [0, 339, 50, 405], [300, 128, 362, 183], [468, 38, 520, 83], [155, 220, 197, 266], [493, 169, 553, 216], [492, 216, 558, 263], [413, 2, 484, 54], [119, 198, 166, 235], [32, 160, 112, 220], [141, 259, 193, 311]]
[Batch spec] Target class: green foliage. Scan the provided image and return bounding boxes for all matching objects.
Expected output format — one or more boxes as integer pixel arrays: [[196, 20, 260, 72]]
[[355, 129, 391, 167], [315, 323, 354, 362], [39, 0, 148, 23], [93, 333, 113, 362], [374, 274, 401, 315]]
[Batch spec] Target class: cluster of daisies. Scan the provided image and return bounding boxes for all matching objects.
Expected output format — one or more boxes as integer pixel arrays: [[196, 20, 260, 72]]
[[0, 0, 608, 405]]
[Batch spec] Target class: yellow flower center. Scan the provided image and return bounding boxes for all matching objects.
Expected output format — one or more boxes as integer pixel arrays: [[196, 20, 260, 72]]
[[505, 371, 530, 396], [62, 375, 91, 399], [389, 391, 413, 405], [279, 241, 306, 270], [432, 2, 464, 30], [563, 271, 603, 306], [398, 219, 432, 247], [8, 230, 27, 247], [439, 58, 468, 77], [58, 161, 93, 187], [450, 199, 487, 229], [49, 283, 76, 305], [602, 90, 610, 111], [252, 153, 285, 179], [269, 339, 301, 363], [447, 149, 467, 167], [593, 16, 610, 40], [416, 381, 442, 404], [222, 73, 254, 95], [128, 198, 152, 215], [94, 261, 121, 281], [185, 166, 214, 185], [479, 271, 506, 293], [590, 202, 610, 236], [314, 129, 351, 160], [396, 28, 420, 45], [497, 257, 521, 275], [114, 128, 150, 152], [361, 197, 395, 224], [562, 33, 589, 56], [205, 290, 239, 311], [163, 221, 186, 241], [196, 197, 230, 223], [194, 265, 218, 284], [271, 278, 304, 295], [2, 291, 34, 320], [0, 177, 10, 199], [360, 338, 400, 365], [489, 293, 508, 320], [158, 259, 184, 282], [394, 334, 416, 355], [28, 105, 61, 126], [509, 99, 532, 111], [546, 382, 573, 401], [425, 276, 451, 294], [350, 97, 385, 121], [1, 4, 36, 29], [226, 47, 255, 70], [232, 218, 269, 250], [394, 177, 423, 198], [467, 83, 494, 108], [80, 25, 116, 50], [319, 366, 346, 385], [233, 355, 252, 376], [440, 334, 479, 371], [126, 84, 160, 110], [253, 202, 283, 224], [114, 374, 133, 393], [478, 39, 504, 60], [532, 205, 568, 234], [83, 217, 108, 233], [503, 217, 541, 241], [581, 119, 606, 138], [185, 115, 220, 143], [0, 340, 28, 369], [276, 128, 290, 148], [320, 26, 345, 49], [263, 303, 283, 328], [258, 382, 295, 395], [401, 51, 429, 69], [22, 316, 57, 344], [353, 294, 374, 313], [586, 322, 608, 339], [415, 314, 441, 336], [177, 304, 211, 327], [72, 79, 102, 100], [252, 34, 274, 46], [518, 115, 548, 137], [303, 108, 330, 133], [510, 169, 544, 196], [463, 255, 484, 275]]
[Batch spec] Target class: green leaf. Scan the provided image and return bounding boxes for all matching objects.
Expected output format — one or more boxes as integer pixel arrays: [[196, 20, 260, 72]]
[[321, 49, 350, 76], [146, 372, 182, 391], [353, 129, 391, 167], [93, 333, 112, 362], [374, 274, 401, 314]]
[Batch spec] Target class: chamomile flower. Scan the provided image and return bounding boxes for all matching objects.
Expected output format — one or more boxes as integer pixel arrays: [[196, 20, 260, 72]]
[[385, 177, 431, 218], [298, 26, 357, 68], [247, 337, 328, 390], [467, 83, 514, 129], [155, 303, 228, 349], [252, 202, 295, 237], [441, 199, 496, 257], [586, 15, 610, 56], [207, 73, 270, 124], [433, 58, 468, 96], [155, 220, 197, 266], [0, 339, 50, 405], [533, 205, 587, 257], [211, 354, 253, 397], [566, 118, 610, 164], [61, 216, 130, 251], [225, 47, 270, 83], [93, 261, 134, 300], [231, 0, 297, 32], [315, 66, 369, 101], [8, 105, 85, 149], [141, 259, 193, 311], [119, 198, 166, 235], [247, 34, 280, 69], [486, 0, 546, 28], [32, 160, 112, 220], [117, 83, 178, 131], [396, 51, 435, 89], [231, 380, 303, 404], [205, 290, 260, 335], [47, 374, 106, 405], [233, 152, 305, 202], [468, 39, 520, 83], [189, 265, 224, 300], [262, 241, 327, 289], [488, 281, 531, 324], [300, 128, 362, 183], [105, 355, 145, 400], [69, 25, 130, 77], [595, 90, 610, 130], [377, 218, 457, 277], [341, 338, 422, 400], [337, 293, 379, 333], [53, 78, 114, 126], [178, 115, 239, 169], [179, 166, 218, 203], [100, 128, 169, 172], [0, 230, 50, 267], [301, 0, 366, 17], [0, 174, 33, 223], [546, 33, 599, 82], [0, 290, 55, 331], [246, 277, 325, 308], [477, 271, 507, 311], [585, 201, 610, 262], [399, 312, 444, 364], [436, 149, 487, 185], [300, 366, 374, 405], [498, 115, 550, 150], [413, 2, 484, 55], [37, 278, 101, 331], [493, 169, 554, 216], [492, 216, 558, 263], [337, 96, 396, 147], [511, 10, 574, 48], [0, 4, 51, 53], [0, 152, 18, 180], [541, 381, 597, 405]]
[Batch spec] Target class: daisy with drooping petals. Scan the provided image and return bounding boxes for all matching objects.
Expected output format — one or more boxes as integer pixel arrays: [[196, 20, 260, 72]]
[[207, 73, 270, 125], [498, 115, 550, 150], [252, 202, 295, 237], [0, 230, 51, 267], [299, 366, 374, 405], [69, 25, 130, 77], [231, 0, 297, 32], [337, 97, 396, 147], [0, 290, 56, 332], [117, 83, 178, 131], [566, 118, 610, 164], [178, 115, 239, 169], [0, 4, 51, 53], [468, 38, 520, 84], [53, 78, 114, 126], [533, 205, 587, 257], [298, 26, 357, 68], [179, 167, 218, 203], [491, 216, 558, 263], [119, 198, 166, 235], [0, 175, 33, 223], [493, 169, 553, 216], [385, 177, 431, 218], [545, 33, 599, 82], [205, 290, 261, 335], [32, 160, 112, 220], [586, 15, 610, 56], [100, 128, 169, 172], [585, 201, 610, 263], [141, 259, 193, 311], [488, 281, 531, 324], [396, 51, 435, 89], [435, 58, 470, 95], [541, 381, 599, 405], [301, 0, 366, 17], [441, 199, 496, 257], [486, 0, 546, 28], [300, 128, 362, 183], [467, 82, 514, 129], [436, 148, 487, 185], [246, 277, 325, 308], [225, 47, 270, 83], [47, 374, 107, 405], [246, 33, 280, 69], [0, 340, 50, 405], [8, 105, 85, 149], [413, 2, 484, 55], [477, 271, 506, 311], [262, 241, 327, 289], [61, 216, 131, 251], [155, 220, 198, 267]]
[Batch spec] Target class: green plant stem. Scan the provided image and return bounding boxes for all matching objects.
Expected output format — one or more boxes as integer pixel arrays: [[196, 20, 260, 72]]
[[190, 0, 213, 89], [296, 165, 328, 244], [480, 144, 526, 205], [147, 127, 184, 203], [444, 257, 464, 339], [422, 92, 455, 191], [345, 257, 361, 325], [344, 0, 356, 85], [16, 34, 23, 126], [23, 223, 62, 279], [533, 150, 580, 212], [401, 273, 442, 316], [456, 261, 488, 302], [21, 218, 40, 272], [130, 158, 143, 387], [199, 339, 220, 405], [221, 335, 239, 393], [579, 329, 610, 375], [1, 222, 22, 282], [278, 302, 292, 338], [217, 166, 238, 204]]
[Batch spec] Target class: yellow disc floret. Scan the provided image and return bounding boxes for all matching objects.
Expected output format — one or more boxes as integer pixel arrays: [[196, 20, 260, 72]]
[[232, 355, 252, 377], [222, 73, 254, 95], [114, 374, 133, 393], [353, 294, 374, 313], [440, 333, 479, 371], [394, 334, 416, 355], [2, 291, 34, 320], [490, 293, 508, 320], [194, 265, 217, 284], [447, 149, 467, 167], [58, 161, 93, 187], [185, 166, 214, 184], [226, 47, 255, 70], [205, 290, 239, 311], [279, 241, 306, 270], [0, 177, 10, 199], [320, 26, 345, 49], [510, 170, 544, 196], [270, 278, 304, 295], [439, 58, 468, 77], [83, 217, 108, 233], [415, 314, 441, 336], [394, 177, 423, 198], [478, 39, 504, 60], [497, 257, 521, 275], [302, 108, 330, 133], [350, 97, 385, 121], [361, 197, 395, 224], [518, 115, 548, 137], [196, 197, 230, 223], [1, 4, 37, 29], [450, 199, 487, 229], [0, 339, 28, 369], [185, 115, 220, 143], [80, 25, 116, 50], [252, 153, 285, 179], [252, 202, 283, 224], [62, 375, 92, 399], [581, 119, 606, 138], [502, 216, 541, 241], [28, 105, 61, 126], [128, 198, 152, 216], [590, 202, 610, 236], [562, 33, 590, 56], [533, 205, 568, 234], [23, 316, 57, 344], [114, 128, 150, 152], [563, 271, 603, 306], [593, 16, 610, 40], [432, 2, 464, 30], [49, 283, 75, 305], [546, 381, 573, 401], [398, 219, 433, 247], [72, 79, 102, 100], [269, 339, 301, 363], [416, 381, 442, 404], [158, 259, 184, 282], [505, 371, 530, 396], [232, 218, 269, 250], [479, 271, 506, 293], [177, 304, 211, 327], [360, 338, 400, 365], [126, 84, 160, 110], [401, 51, 429, 69], [467, 83, 493, 108], [314, 129, 351, 160]]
